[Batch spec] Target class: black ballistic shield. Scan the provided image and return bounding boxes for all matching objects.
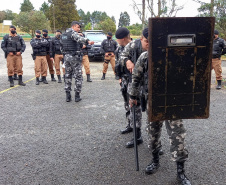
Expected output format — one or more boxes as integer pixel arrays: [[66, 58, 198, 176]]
[[148, 17, 215, 122]]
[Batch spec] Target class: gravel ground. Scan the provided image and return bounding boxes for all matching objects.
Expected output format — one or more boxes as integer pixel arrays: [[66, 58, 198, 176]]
[[0, 42, 225, 185]]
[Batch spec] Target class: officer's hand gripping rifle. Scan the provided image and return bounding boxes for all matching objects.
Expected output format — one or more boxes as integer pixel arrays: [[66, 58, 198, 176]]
[[132, 104, 139, 171]]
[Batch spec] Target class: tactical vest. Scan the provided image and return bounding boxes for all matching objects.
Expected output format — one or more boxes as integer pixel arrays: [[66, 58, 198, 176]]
[[132, 39, 143, 64], [32, 38, 48, 56], [6, 35, 22, 52], [60, 30, 79, 53], [53, 37, 62, 54], [212, 37, 225, 58], [103, 39, 116, 52]]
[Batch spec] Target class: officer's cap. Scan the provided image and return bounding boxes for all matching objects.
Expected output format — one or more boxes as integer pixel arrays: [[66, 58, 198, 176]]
[[115, 27, 130, 39], [214, 30, 219, 35], [42, 29, 48, 33], [35, 30, 41, 34], [107, 32, 113, 36], [10, 25, 16, 30], [56, 30, 62, 33], [71, 21, 81, 27], [142, 28, 148, 39]]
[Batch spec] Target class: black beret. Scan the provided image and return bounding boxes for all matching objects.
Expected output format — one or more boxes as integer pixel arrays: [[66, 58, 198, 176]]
[[10, 25, 16, 30], [142, 28, 148, 39], [107, 32, 113, 36], [35, 30, 41, 34], [71, 21, 81, 27], [115, 27, 130, 39], [56, 30, 62, 33], [42, 29, 48, 33], [214, 30, 219, 35]]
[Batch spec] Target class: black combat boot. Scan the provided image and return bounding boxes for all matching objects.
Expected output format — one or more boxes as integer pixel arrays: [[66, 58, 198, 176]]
[[66, 91, 71, 102], [57, 75, 62, 83], [51, 74, 56, 81], [87, 74, 92, 82], [13, 74, 19, 80], [9, 76, 14, 87], [36, 77, 39, 85], [216, 80, 222, 90], [145, 150, 160, 175], [101, 73, 106, 80], [75, 92, 82, 102], [63, 75, 65, 82], [18, 75, 26, 86], [120, 122, 133, 134], [177, 162, 191, 185], [126, 128, 143, 148], [43, 76, 48, 84]]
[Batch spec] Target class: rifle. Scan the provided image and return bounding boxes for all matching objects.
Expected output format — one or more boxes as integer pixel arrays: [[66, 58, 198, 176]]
[[132, 104, 139, 171]]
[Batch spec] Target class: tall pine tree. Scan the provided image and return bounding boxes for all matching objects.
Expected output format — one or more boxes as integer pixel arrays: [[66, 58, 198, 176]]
[[118, 12, 130, 27], [20, 0, 34, 12], [48, 0, 80, 31]]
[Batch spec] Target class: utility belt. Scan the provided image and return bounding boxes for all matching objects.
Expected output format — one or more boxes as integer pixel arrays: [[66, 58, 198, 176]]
[[65, 51, 81, 56], [55, 51, 62, 55], [8, 51, 18, 55]]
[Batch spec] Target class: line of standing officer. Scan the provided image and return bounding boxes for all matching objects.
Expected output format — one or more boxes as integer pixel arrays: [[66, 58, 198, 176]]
[[42, 29, 56, 82], [1, 25, 26, 87], [100, 32, 118, 80], [30, 30, 50, 85], [52, 30, 64, 83]]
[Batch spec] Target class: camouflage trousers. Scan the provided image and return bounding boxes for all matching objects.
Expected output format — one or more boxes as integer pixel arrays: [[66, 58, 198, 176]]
[[121, 76, 130, 122], [128, 81, 142, 128], [146, 119, 188, 162], [64, 54, 83, 93]]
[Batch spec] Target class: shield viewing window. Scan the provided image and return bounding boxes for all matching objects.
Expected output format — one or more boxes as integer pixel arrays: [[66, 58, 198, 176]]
[[148, 17, 215, 122]]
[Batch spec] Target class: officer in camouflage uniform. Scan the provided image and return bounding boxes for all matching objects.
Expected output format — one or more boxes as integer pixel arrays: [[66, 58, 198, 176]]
[[129, 51, 191, 185], [115, 27, 132, 134], [118, 28, 149, 148], [60, 21, 94, 102]]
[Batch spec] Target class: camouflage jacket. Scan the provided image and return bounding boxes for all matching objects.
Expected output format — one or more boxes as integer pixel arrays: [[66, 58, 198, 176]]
[[119, 39, 143, 67], [129, 51, 148, 99], [115, 45, 124, 65], [68, 28, 89, 45]]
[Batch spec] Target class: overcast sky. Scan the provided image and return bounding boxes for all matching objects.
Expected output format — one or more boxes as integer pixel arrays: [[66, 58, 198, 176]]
[[0, 0, 210, 26]]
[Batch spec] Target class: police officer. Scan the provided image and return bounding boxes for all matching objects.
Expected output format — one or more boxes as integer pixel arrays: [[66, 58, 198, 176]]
[[212, 30, 226, 89], [60, 21, 94, 102], [42, 29, 55, 81], [30, 30, 50, 85], [115, 27, 132, 134], [1, 25, 26, 87], [52, 30, 63, 83], [118, 28, 149, 148], [100, 32, 118, 80], [129, 51, 191, 185], [80, 32, 92, 82]]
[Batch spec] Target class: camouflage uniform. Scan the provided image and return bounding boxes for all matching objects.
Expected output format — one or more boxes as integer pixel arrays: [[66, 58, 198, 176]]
[[63, 28, 88, 93], [119, 39, 143, 128], [115, 45, 130, 122], [129, 51, 188, 162]]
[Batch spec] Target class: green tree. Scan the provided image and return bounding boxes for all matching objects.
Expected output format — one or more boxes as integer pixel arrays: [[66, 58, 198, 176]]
[[111, 16, 116, 24], [96, 17, 116, 34], [118, 12, 130, 27], [47, 0, 80, 31], [13, 11, 50, 37], [0, 11, 6, 23], [20, 0, 34, 12], [84, 22, 92, 30], [127, 23, 142, 36], [4, 10, 17, 20], [40, 1, 49, 16], [197, 0, 226, 39], [90, 11, 110, 28]]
